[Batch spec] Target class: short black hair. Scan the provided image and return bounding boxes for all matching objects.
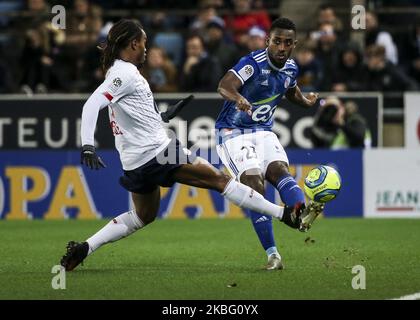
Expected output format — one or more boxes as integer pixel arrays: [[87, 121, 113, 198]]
[[269, 17, 296, 34]]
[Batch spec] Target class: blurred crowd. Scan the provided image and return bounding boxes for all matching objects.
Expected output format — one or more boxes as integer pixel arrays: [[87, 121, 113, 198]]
[[0, 0, 419, 94]]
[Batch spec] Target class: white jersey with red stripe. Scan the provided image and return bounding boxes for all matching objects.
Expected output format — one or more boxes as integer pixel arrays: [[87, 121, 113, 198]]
[[95, 59, 170, 170]]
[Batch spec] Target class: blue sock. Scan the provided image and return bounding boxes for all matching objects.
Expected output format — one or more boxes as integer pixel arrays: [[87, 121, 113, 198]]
[[276, 174, 305, 207], [249, 209, 277, 255]]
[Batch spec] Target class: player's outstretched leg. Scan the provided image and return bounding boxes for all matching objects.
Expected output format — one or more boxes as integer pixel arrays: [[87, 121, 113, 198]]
[[266, 161, 324, 232], [171, 162, 303, 225], [60, 188, 160, 271]]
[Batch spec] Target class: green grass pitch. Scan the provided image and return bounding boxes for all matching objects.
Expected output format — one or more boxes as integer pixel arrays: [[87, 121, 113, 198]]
[[1, 218, 420, 300]]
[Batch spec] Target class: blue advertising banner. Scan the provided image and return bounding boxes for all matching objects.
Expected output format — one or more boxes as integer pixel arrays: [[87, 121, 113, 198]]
[[0, 149, 362, 220]]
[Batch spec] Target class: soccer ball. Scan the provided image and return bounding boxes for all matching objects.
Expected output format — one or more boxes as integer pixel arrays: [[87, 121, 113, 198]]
[[304, 165, 341, 203]]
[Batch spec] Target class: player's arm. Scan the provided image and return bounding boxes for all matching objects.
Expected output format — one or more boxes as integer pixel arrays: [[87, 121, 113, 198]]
[[217, 71, 252, 113], [80, 92, 109, 169], [285, 85, 319, 108]]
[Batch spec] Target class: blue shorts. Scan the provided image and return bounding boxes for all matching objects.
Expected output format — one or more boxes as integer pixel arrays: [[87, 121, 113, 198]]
[[119, 139, 196, 194]]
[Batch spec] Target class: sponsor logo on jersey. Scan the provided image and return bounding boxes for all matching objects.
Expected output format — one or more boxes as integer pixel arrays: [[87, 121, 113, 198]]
[[262, 69, 271, 74], [261, 80, 269, 86], [251, 104, 276, 122]]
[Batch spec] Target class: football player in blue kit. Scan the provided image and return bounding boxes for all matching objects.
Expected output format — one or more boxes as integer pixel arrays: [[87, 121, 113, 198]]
[[215, 17, 324, 270]]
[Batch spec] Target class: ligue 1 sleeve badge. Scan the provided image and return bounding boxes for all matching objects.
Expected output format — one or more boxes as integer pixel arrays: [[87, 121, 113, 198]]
[[284, 77, 291, 88], [244, 65, 253, 76], [113, 78, 122, 87]]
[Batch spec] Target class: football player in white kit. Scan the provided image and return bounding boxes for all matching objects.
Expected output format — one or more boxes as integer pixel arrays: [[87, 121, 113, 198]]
[[60, 19, 307, 271]]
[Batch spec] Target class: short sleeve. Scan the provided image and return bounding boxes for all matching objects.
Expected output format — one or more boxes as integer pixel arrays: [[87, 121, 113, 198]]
[[229, 56, 258, 85], [288, 63, 299, 88], [96, 69, 136, 103]]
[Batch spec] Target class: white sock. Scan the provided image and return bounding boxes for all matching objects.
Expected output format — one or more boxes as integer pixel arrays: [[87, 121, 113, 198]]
[[222, 179, 284, 219], [86, 210, 144, 255], [266, 246, 280, 258]]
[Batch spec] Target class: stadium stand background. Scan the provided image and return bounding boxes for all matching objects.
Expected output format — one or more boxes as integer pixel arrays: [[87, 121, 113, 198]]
[[1, 0, 420, 146]]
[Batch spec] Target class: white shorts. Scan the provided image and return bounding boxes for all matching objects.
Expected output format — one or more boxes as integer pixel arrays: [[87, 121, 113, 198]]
[[216, 130, 289, 180]]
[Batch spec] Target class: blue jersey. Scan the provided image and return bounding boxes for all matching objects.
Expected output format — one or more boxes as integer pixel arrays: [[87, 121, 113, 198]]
[[215, 49, 299, 131]]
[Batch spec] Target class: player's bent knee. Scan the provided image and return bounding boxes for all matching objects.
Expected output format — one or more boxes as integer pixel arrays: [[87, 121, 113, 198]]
[[266, 161, 289, 181]]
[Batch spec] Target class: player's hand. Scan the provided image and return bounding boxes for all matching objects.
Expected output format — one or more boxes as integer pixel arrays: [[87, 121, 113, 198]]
[[161, 95, 194, 122], [235, 96, 252, 116], [305, 92, 319, 107], [81, 145, 106, 170]]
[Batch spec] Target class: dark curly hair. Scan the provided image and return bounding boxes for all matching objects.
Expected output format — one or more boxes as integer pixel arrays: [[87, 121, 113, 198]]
[[99, 19, 144, 72]]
